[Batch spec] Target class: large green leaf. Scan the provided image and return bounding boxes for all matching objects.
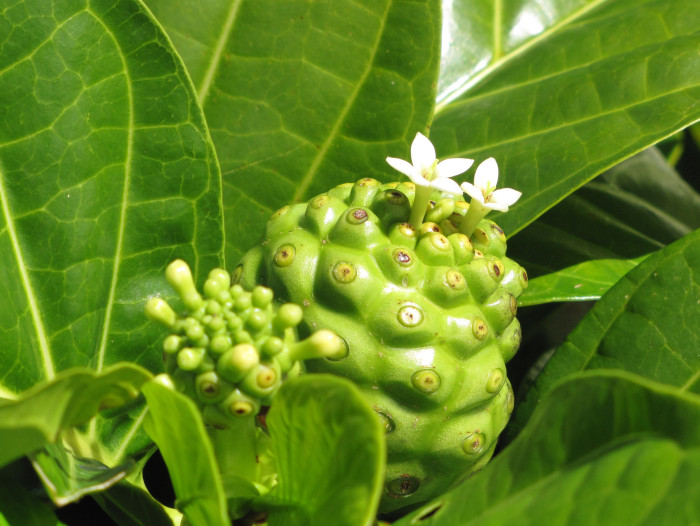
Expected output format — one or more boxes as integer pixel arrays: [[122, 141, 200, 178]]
[[263, 375, 385, 526], [512, 228, 700, 436], [142, 381, 227, 526], [144, 0, 443, 263], [509, 147, 700, 276], [394, 371, 700, 526], [0, 0, 223, 471], [432, 0, 700, 235]]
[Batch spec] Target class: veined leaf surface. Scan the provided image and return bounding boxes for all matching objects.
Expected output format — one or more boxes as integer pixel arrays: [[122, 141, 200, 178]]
[[145, 0, 443, 263], [512, 227, 700, 435], [0, 0, 223, 468], [432, 0, 700, 236]]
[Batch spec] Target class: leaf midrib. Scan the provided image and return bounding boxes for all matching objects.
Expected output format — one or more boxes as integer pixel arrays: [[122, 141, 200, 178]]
[[197, 0, 243, 106], [0, 162, 55, 381], [291, 1, 393, 203], [435, 0, 609, 113]]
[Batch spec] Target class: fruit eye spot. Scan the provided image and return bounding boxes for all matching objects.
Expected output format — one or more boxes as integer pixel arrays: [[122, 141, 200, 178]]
[[347, 208, 369, 224], [256, 366, 277, 388], [445, 269, 466, 290], [472, 318, 488, 340], [411, 369, 441, 394], [333, 261, 357, 283], [386, 189, 407, 205], [393, 249, 412, 266], [485, 368, 505, 393], [398, 222, 417, 238], [310, 195, 329, 209], [430, 233, 450, 251], [387, 475, 420, 497], [274, 244, 295, 267], [397, 305, 423, 327], [230, 401, 254, 417], [461, 432, 485, 455]]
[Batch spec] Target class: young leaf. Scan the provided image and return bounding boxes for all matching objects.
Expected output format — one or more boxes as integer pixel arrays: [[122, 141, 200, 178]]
[[508, 148, 700, 276], [394, 371, 700, 526], [518, 256, 646, 307], [144, 0, 443, 263], [0, 364, 151, 469], [512, 227, 700, 435], [0, 0, 223, 471], [433, 0, 700, 235], [262, 375, 385, 526], [142, 381, 228, 526]]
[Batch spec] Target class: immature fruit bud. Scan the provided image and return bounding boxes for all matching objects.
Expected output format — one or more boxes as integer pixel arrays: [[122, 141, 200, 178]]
[[146, 261, 344, 428], [235, 179, 527, 512]]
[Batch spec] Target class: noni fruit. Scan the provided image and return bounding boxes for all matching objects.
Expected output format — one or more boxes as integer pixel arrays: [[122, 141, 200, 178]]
[[145, 259, 346, 428], [234, 178, 527, 513]]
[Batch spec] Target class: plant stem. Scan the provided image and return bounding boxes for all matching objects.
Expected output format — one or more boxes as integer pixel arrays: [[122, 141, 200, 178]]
[[208, 417, 259, 484], [410, 185, 432, 229], [459, 200, 489, 237]]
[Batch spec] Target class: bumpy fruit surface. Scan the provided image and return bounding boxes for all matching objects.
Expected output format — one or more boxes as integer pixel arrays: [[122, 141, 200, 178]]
[[235, 179, 528, 513], [146, 260, 345, 428]]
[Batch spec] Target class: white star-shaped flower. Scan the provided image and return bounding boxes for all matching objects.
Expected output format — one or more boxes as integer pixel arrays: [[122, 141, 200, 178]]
[[386, 132, 473, 195], [460, 157, 521, 212]]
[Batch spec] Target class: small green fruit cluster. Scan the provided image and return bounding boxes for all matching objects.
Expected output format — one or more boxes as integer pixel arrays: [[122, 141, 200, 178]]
[[234, 178, 528, 512], [145, 259, 345, 428]]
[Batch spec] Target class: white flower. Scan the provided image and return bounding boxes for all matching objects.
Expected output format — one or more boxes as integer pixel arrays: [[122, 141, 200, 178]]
[[386, 132, 473, 195], [460, 157, 521, 212]]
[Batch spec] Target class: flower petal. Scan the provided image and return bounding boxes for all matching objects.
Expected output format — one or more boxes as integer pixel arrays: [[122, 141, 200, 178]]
[[460, 182, 485, 203], [474, 157, 499, 191], [490, 188, 522, 207], [435, 158, 474, 179], [411, 132, 436, 172], [483, 201, 510, 212], [430, 177, 463, 196], [386, 157, 417, 178]]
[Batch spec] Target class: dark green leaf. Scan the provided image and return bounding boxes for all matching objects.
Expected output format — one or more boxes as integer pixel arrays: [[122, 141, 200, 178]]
[[508, 148, 700, 276], [518, 256, 646, 306], [0, 479, 66, 526], [142, 381, 227, 526], [0, 364, 151, 469], [144, 0, 443, 263], [433, 0, 700, 235], [0, 0, 223, 485], [90, 479, 175, 526], [395, 371, 700, 526], [262, 375, 385, 526], [512, 228, 700, 435]]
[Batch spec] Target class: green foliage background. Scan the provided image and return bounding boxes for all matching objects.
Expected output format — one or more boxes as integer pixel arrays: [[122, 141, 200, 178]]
[[0, 0, 698, 524]]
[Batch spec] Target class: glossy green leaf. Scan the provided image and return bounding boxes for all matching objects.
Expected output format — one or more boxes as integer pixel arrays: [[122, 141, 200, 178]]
[[0, 0, 223, 473], [144, 0, 443, 263], [512, 228, 700, 435], [262, 375, 385, 526], [0, 364, 150, 469], [142, 381, 227, 526], [433, 0, 700, 236], [508, 147, 700, 276], [395, 372, 700, 526], [0, 479, 66, 526], [518, 256, 646, 306]]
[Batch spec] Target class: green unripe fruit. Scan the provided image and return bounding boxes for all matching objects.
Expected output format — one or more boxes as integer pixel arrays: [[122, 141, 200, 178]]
[[235, 179, 527, 512], [146, 261, 344, 428]]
